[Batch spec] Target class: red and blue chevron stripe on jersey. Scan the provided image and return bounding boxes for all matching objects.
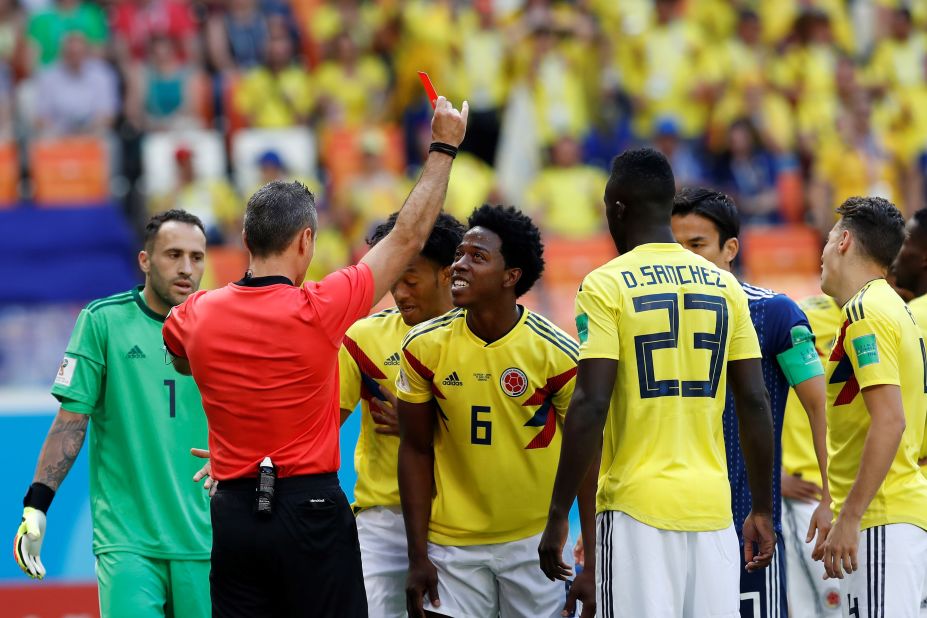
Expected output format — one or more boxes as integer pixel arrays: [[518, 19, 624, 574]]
[[829, 320, 860, 406], [402, 349, 451, 428], [522, 367, 577, 449], [343, 335, 387, 402]]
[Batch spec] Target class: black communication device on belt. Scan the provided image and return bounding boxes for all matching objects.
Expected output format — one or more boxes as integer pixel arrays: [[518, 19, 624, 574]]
[[255, 456, 275, 517]]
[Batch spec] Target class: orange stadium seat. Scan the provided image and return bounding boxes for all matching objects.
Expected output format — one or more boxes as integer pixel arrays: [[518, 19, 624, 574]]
[[777, 167, 804, 224], [319, 124, 405, 191], [530, 233, 618, 333], [0, 141, 19, 206], [742, 225, 821, 281], [30, 137, 109, 205]]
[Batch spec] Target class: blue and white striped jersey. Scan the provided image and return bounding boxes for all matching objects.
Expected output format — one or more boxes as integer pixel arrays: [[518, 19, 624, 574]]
[[724, 282, 811, 540]]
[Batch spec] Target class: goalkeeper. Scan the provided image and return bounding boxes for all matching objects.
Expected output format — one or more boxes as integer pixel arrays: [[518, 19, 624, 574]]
[[14, 210, 212, 618]]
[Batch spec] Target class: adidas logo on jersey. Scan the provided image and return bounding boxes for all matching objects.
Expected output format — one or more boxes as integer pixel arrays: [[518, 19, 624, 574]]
[[384, 352, 401, 366], [126, 345, 146, 359], [442, 371, 463, 386]]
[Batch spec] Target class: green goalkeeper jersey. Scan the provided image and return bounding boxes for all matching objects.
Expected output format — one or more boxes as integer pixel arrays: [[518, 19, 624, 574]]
[[51, 286, 210, 560]]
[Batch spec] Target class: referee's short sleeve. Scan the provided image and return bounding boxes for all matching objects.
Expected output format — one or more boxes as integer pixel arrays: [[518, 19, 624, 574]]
[[310, 264, 375, 345], [162, 300, 190, 359]]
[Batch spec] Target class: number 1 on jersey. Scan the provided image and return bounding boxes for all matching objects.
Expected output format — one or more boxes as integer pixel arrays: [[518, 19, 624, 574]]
[[164, 379, 176, 418]]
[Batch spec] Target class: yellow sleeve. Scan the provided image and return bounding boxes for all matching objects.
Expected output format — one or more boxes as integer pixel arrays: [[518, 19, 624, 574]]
[[727, 278, 762, 361], [338, 343, 362, 411], [397, 335, 435, 404], [576, 272, 621, 361], [844, 313, 900, 389]]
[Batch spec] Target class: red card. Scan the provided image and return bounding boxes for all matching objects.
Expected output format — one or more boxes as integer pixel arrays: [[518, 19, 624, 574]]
[[418, 71, 439, 109]]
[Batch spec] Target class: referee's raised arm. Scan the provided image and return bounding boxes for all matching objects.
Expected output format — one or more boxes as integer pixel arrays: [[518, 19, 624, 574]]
[[361, 96, 469, 305]]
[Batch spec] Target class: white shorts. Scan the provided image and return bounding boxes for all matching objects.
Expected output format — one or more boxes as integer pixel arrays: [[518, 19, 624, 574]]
[[840, 523, 927, 618], [596, 511, 740, 618], [424, 531, 566, 618], [356, 506, 408, 618], [782, 498, 842, 617]]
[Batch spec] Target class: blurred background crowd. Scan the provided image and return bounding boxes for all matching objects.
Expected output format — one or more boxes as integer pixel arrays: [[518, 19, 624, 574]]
[[1, 0, 926, 259], [1, 0, 927, 380]]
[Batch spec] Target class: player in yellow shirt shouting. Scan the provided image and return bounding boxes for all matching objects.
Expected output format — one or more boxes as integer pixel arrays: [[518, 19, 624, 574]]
[[397, 205, 596, 618], [817, 197, 927, 617], [338, 211, 465, 618], [539, 148, 776, 617]]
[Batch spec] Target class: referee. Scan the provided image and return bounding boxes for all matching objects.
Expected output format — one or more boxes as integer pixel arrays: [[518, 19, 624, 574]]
[[162, 96, 468, 617]]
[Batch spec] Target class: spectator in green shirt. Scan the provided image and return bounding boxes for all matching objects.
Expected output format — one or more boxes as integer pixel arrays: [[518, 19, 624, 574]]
[[27, 0, 106, 66]]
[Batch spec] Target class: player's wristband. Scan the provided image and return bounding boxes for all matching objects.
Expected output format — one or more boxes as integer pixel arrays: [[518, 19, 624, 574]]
[[776, 325, 824, 387], [429, 142, 458, 159], [23, 483, 55, 514]]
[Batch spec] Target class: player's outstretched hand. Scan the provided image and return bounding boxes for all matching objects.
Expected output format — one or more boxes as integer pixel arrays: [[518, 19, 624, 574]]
[[430, 96, 469, 149], [817, 514, 859, 580], [742, 511, 775, 572], [406, 557, 440, 618], [805, 500, 833, 557], [14, 507, 46, 579], [563, 568, 596, 618], [538, 515, 573, 581], [371, 387, 399, 436], [191, 448, 217, 497]]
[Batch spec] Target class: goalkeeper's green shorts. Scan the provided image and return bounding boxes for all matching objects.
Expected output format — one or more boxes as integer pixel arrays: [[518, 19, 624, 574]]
[[96, 551, 210, 618]]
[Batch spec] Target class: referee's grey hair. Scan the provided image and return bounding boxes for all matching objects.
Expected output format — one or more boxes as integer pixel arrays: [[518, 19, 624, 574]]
[[244, 181, 318, 258]]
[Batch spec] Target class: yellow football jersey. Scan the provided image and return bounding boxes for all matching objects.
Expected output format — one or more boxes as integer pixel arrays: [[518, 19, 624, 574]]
[[825, 279, 927, 531], [397, 307, 577, 546], [781, 295, 843, 488], [339, 308, 410, 510], [576, 243, 761, 531]]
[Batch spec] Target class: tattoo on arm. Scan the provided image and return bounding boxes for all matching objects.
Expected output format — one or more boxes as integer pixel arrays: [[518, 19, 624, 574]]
[[34, 414, 89, 491]]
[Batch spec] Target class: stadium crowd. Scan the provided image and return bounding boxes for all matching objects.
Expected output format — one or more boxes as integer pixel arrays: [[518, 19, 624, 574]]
[[2, 0, 927, 265]]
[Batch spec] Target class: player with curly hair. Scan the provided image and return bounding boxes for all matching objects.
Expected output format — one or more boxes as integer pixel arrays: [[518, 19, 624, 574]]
[[397, 204, 596, 618]]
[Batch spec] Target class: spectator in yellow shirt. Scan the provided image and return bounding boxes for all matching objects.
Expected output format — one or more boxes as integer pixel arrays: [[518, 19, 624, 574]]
[[336, 130, 412, 237], [626, 0, 712, 139], [516, 20, 590, 146], [523, 134, 607, 239], [868, 8, 927, 96], [451, 5, 509, 165], [811, 94, 898, 234], [314, 32, 390, 127], [148, 147, 241, 245], [234, 34, 313, 129]]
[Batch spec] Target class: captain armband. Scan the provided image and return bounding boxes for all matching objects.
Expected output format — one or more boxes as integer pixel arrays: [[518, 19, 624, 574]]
[[776, 325, 824, 387]]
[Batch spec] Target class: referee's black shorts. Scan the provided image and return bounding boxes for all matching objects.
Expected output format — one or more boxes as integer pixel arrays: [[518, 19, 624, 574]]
[[210, 472, 367, 617]]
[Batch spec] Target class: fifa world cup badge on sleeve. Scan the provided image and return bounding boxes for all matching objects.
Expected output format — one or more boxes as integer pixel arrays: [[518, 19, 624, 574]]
[[55, 356, 77, 387], [852, 334, 880, 367]]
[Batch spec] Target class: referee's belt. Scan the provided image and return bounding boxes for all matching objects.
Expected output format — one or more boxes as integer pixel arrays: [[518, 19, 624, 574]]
[[218, 472, 339, 493]]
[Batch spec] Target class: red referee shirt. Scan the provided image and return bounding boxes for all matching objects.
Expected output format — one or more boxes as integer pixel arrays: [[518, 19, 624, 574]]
[[162, 265, 374, 480]]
